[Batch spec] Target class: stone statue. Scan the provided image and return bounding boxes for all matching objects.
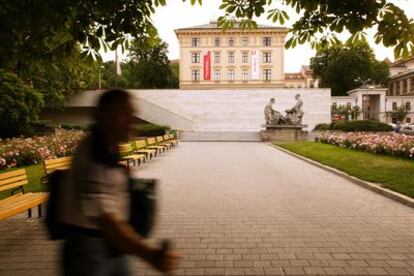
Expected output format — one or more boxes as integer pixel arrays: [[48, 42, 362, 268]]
[[264, 98, 275, 124], [284, 94, 304, 125], [264, 94, 304, 125]]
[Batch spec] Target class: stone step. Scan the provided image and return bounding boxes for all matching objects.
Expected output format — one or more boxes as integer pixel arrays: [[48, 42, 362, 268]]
[[180, 131, 261, 142]]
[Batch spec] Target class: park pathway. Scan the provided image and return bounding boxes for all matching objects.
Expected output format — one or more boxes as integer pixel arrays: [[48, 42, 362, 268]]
[[0, 142, 413, 275]]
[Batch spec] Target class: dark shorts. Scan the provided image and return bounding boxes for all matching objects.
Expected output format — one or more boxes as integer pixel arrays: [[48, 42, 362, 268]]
[[62, 233, 131, 276]]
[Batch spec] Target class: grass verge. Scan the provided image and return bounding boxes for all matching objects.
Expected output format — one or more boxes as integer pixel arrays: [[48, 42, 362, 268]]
[[276, 142, 414, 198]]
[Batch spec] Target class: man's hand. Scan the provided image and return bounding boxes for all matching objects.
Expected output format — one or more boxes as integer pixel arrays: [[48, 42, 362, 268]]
[[99, 213, 182, 273], [148, 247, 182, 273]]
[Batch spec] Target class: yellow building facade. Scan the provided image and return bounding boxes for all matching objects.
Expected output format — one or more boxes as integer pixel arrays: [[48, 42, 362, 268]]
[[175, 21, 288, 89]]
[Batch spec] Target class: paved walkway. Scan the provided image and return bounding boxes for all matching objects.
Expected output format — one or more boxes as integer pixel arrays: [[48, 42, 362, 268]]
[[0, 142, 413, 275]]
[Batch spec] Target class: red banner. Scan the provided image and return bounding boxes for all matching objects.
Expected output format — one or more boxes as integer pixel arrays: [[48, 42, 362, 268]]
[[203, 51, 211, 80]]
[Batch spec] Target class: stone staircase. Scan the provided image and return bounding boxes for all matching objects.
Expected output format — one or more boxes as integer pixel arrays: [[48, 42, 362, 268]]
[[180, 131, 261, 142]]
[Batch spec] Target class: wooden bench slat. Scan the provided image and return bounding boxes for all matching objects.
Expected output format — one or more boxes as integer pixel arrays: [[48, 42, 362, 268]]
[[0, 169, 26, 181], [0, 180, 28, 193], [45, 161, 71, 169], [45, 164, 71, 173], [43, 157, 73, 178], [122, 154, 145, 160], [0, 193, 48, 220], [44, 156, 72, 166], [135, 140, 148, 149], [0, 194, 23, 206], [0, 193, 48, 211], [0, 174, 27, 186]]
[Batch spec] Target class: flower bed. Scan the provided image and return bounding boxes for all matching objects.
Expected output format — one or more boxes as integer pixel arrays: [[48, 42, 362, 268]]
[[0, 129, 85, 169], [319, 132, 414, 159]]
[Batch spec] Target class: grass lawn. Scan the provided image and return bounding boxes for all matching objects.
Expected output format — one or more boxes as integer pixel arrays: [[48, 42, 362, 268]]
[[276, 142, 414, 198], [0, 164, 47, 200]]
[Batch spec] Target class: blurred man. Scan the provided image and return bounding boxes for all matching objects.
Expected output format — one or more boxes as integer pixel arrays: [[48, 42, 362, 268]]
[[59, 89, 180, 275]]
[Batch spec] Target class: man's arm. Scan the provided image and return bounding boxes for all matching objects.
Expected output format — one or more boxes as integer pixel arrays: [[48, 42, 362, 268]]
[[99, 212, 180, 272]]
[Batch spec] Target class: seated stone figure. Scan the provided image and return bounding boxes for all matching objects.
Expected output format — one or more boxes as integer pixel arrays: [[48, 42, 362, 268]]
[[284, 94, 303, 125], [264, 94, 304, 125], [270, 110, 287, 125]]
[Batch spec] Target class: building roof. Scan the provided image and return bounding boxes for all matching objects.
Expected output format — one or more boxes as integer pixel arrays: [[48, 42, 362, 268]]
[[346, 85, 387, 95], [175, 20, 287, 32], [389, 69, 414, 80], [300, 65, 313, 76], [390, 55, 414, 67], [284, 73, 305, 80]]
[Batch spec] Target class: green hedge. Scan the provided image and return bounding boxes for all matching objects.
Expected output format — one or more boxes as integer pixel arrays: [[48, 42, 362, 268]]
[[132, 124, 170, 137], [313, 123, 331, 131], [313, 120, 393, 132], [60, 124, 87, 131], [23, 120, 56, 136]]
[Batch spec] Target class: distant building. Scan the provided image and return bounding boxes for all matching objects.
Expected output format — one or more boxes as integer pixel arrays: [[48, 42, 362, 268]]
[[175, 20, 288, 89], [170, 59, 180, 65], [329, 56, 414, 124], [388, 56, 414, 96], [284, 65, 318, 88]]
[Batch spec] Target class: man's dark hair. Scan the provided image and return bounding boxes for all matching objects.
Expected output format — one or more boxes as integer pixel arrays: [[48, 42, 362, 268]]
[[95, 89, 131, 120]]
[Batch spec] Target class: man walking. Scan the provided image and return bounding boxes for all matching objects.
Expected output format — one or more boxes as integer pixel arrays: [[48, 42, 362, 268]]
[[59, 89, 180, 275]]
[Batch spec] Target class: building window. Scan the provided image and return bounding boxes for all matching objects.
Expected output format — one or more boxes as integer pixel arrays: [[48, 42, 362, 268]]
[[263, 52, 272, 63], [242, 37, 248, 46], [191, 70, 200, 81], [228, 37, 234, 47], [228, 52, 235, 64], [242, 52, 248, 63], [411, 78, 414, 91], [191, 53, 200, 63], [214, 37, 220, 47], [346, 102, 352, 108], [263, 36, 272, 46], [403, 79, 408, 94], [263, 69, 271, 82], [242, 70, 248, 81], [228, 69, 235, 81], [392, 102, 397, 111], [388, 83, 394, 96], [191, 37, 200, 47], [407, 117, 412, 123], [214, 70, 221, 81], [406, 101, 411, 111], [214, 52, 221, 63]]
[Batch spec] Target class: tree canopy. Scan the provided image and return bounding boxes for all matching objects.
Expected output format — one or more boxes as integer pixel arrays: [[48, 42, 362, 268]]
[[86, 38, 178, 90], [310, 43, 390, 96], [218, 0, 414, 58], [1, 0, 412, 66], [0, 70, 43, 137]]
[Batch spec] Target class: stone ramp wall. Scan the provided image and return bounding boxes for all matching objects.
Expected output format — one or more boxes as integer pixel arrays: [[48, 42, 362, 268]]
[[66, 89, 331, 131], [130, 89, 331, 131]]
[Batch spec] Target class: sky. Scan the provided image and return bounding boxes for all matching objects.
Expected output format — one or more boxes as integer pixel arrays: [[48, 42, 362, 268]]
[[103, 0, 414, 73]]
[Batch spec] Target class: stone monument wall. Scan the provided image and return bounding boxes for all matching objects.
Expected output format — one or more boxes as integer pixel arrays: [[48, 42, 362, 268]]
[[64, 89, 331, 131]]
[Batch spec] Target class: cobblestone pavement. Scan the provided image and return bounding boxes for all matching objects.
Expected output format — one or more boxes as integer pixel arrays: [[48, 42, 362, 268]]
[[0, 142, 413, 276]]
